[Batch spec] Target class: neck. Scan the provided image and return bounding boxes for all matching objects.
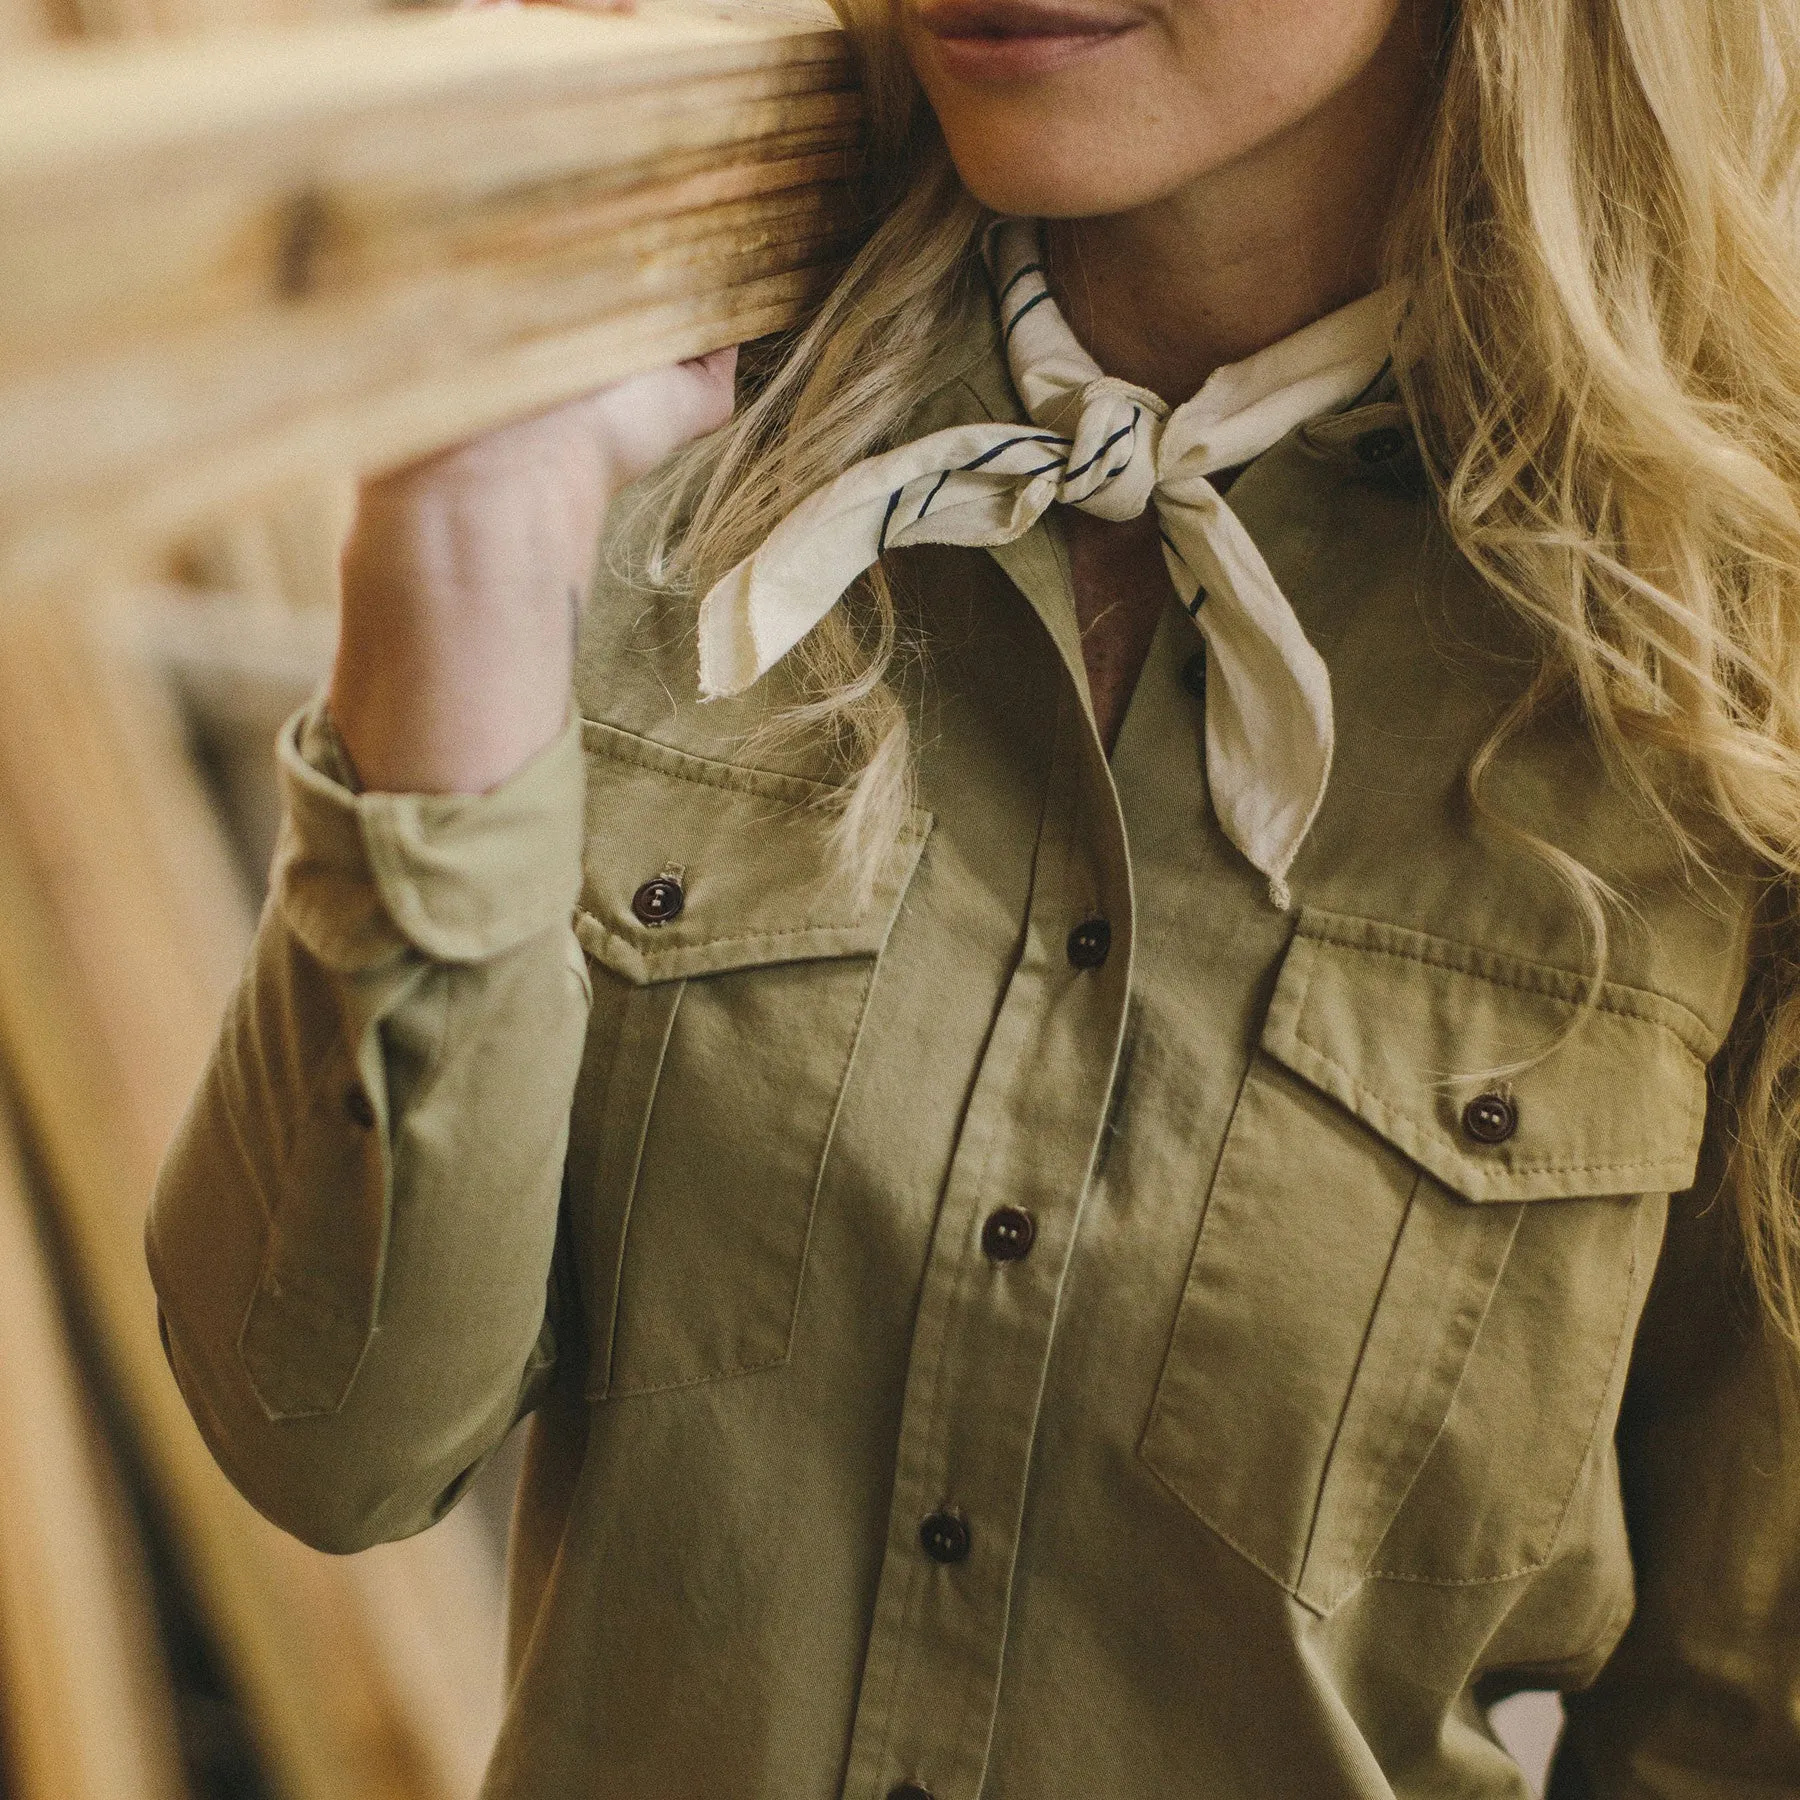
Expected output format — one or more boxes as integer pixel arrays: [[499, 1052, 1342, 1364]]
[[1045, 7, 1439, 403]]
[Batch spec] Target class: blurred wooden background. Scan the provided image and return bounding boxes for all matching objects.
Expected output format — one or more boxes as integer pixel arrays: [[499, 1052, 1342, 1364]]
[[2, 0, 515, 1789]]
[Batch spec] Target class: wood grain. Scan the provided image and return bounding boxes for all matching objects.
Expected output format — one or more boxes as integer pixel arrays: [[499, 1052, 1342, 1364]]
[[2, 0, 544, 1792], [0, 0, 860, 591], [0, 590, 512, 1800], [0, 1094, 188, 1800], [70, 0, 378, 42]]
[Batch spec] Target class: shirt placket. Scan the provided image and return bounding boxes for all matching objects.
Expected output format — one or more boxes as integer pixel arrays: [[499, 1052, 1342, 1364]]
[[842, 687, 1134, 1800]]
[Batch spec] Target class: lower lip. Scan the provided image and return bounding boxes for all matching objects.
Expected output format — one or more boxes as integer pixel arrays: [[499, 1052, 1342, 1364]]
[[925, 23, 1136, 79]]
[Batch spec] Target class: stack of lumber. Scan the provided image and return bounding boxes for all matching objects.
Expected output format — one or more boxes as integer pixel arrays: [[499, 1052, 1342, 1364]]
[[0, 0, 861, 595], [0, 0, 858, 1792], [1, 0, 517, 1783], [0, 587, 511, 1800], [0, 1089, 188, 1800]]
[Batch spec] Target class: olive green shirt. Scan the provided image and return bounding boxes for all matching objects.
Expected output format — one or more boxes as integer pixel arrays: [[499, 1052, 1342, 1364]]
[[149, 292, 1800, 1799]]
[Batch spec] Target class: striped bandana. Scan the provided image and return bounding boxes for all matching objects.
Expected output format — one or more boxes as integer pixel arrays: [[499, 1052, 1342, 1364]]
[[697, 217, 1399, 906]]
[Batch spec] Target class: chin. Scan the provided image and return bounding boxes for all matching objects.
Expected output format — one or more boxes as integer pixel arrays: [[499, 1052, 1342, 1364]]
[[932, 106, 1168, 219], [947, 151, 1150, 220]]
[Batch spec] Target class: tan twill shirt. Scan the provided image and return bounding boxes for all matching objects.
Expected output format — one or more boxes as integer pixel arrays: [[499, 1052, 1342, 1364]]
[[149, 287, 1800, 1800]]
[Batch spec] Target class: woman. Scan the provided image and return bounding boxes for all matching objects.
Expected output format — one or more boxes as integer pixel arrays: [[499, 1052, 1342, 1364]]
[[149, 0, 1800, 1792]]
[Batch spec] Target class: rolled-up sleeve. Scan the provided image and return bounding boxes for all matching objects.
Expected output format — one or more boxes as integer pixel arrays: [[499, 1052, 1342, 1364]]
[[1551, 1129, 1800, 1798], [147, 700, 590, 1553]]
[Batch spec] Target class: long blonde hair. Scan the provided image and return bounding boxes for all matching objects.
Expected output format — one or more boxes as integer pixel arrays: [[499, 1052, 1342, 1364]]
[[645, 0, 1800, 1348]]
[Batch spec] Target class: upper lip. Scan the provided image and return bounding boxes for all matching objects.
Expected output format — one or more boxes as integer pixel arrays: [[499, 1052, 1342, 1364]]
[[915, 0, 1140, 37]]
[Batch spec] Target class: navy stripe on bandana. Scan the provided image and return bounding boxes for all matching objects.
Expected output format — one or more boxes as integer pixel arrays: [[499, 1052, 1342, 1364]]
[[876, 488, 907, 556], [957, 430, 1069, 475], [887, 431, 1073, 548], [1157, 530, 1210, 614], [1003, 288, 1054, 344], [1062, 411, 1141, 501], [914, 468, 955, 525], [996, 261, 1047, 308], [1158, 525, 1199, 590]]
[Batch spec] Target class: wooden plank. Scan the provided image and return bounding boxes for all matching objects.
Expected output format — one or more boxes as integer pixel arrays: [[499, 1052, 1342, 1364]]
[[347, 1519, 509, 1800], [0, 0, 64, 49], [0, 589, 507, 1800], [0, 0, 860, 592], [4, 13, 508, 1798], [87, 0, 367, 619], [169, 473, 353, 614], [0, 593, 332, 1800], [0, 1091, 188, 1800], [71, 0, 379, 42]]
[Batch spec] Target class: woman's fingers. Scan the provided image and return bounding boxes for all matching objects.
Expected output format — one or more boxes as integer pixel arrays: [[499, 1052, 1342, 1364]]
[[333, 0, 741, 796], [452, 0, 739, 480], [586, 345, 740, 490]]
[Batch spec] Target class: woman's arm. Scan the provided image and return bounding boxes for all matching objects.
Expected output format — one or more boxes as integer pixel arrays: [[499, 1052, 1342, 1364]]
[[333, 351, 737, 796], [1550, 1129, 1800, 1797], [145, 354, 735, 1552]]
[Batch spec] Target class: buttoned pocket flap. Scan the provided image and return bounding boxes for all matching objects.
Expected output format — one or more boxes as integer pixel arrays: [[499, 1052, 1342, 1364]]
[[570, 720, 930, 1401], [1142, 906, 1714, 1616], [1262, 909, 1715, 1203], [575, 720, 931, 984]]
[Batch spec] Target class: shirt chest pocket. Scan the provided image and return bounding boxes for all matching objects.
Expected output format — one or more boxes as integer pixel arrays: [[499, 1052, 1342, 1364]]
[[568, 721, 928, 1402], [1141, 910, 1715, 1615]]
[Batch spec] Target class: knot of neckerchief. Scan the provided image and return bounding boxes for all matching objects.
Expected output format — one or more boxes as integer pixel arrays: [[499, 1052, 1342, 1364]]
[[697, 217, 1399, 907]]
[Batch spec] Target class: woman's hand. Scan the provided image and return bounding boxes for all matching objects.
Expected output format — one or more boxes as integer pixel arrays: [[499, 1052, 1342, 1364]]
[[330, 346, 738, 795]]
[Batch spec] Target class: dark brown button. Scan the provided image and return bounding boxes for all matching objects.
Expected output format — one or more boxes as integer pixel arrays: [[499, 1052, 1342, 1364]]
[[1354, 425, 1409, 465], [631, 876, 685, 927], [1067, 917, 1111, 970], [919, 1510, 970, 1565], [1180, 650, 1207, 701], [1461, 1091, 1518, 1145], [981, 1206, 1036, 1263], [888, 1785, 934, 1800], [343, 1084, 376, 1130]]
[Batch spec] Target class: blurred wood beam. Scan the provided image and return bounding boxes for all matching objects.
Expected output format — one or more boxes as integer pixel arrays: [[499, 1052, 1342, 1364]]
[[0, 0, 859, 592], [3, 0, 369, 605], [0, 0, 71, 47], [173, 477, 354, 613], [0, 590, 507, 1800], [0, 1093, 188, 1800], [70, 0, 379, 41]]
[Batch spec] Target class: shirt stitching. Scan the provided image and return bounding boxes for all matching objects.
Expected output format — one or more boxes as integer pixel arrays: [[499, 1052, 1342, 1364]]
[[1283, 1035, 1703, 1182], [1293, 924, 1714, 1056]]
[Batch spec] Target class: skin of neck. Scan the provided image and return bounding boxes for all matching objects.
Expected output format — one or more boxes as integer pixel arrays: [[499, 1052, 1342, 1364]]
[[1044, 6, 1441, 403]]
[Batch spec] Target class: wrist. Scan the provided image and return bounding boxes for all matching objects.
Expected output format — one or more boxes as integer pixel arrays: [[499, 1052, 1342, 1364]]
[[327, 645, 572, 797], [331, 540, 578, 795]]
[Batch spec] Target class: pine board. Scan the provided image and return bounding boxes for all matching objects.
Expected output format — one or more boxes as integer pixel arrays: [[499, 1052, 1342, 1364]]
[[0, 591, 506, 1800], [0, 1094, 188, 1800], [0, 0, 859, 590]]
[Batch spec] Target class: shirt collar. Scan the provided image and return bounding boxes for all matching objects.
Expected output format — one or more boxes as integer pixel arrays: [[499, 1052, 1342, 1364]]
[[896, 262, 1409, 723]]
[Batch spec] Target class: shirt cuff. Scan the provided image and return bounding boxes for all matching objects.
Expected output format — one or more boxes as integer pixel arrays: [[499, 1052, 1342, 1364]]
[[273, 698, 586, 971]]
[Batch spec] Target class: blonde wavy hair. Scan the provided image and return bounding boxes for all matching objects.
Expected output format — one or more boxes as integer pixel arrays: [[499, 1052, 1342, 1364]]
[[644, 0, 1800, 1350]]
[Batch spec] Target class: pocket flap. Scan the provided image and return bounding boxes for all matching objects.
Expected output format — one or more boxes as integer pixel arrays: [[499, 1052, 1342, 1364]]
[[1262, 910, 1714, 1202], [576, 720, 932, 984]]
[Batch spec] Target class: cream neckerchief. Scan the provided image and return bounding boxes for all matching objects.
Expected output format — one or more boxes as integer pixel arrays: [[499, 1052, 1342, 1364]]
[[697, 218, 1399, 906]]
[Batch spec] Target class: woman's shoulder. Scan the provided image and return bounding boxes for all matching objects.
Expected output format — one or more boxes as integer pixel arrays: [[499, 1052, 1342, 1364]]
[[1248, 411, 1759, 1058]]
